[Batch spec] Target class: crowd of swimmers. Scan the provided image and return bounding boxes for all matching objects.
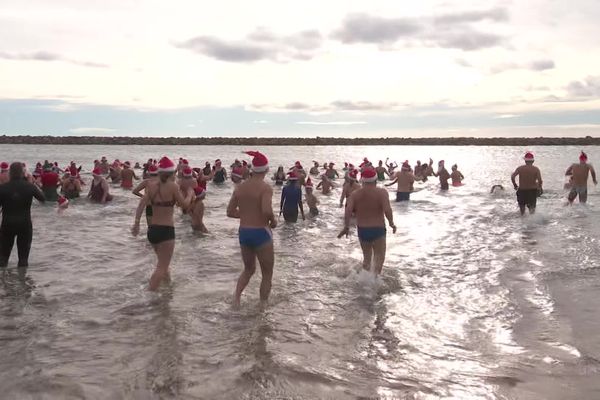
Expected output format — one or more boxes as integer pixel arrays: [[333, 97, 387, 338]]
[[0, 150, 596, 306]]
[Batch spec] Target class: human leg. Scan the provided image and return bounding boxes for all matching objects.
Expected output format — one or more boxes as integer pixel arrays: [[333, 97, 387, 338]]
[[0, 226, 16, 267], [234, 246, 257, 307], [256, 241, 274, 302], [16, 223, 33, 267], [372, 236, 387, 275], [149, 239, 175, 291], [359, 240, 373, 271]]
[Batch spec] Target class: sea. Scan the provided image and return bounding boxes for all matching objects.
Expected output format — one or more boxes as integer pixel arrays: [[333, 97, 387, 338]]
[[1, 144, 599, 400]]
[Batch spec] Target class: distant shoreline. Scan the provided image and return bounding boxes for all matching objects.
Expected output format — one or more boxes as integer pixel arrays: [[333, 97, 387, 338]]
[[1, 135, 599, 146]]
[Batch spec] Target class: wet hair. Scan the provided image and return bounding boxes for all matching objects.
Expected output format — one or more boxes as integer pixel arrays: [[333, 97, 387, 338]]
[[9, 162, 24, 181]]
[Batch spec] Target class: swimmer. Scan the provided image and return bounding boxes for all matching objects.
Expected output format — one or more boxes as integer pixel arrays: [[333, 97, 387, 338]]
[[61, 171, 82, 199], [120, 161, 139, 189], [325, 163, 339, 180], [190, 186, 208, 233], [490, 185, 505, 194], [338, 167, 396, 275], [178, 167, 198, 198], [134, 162, 142, 169], [202, 161, 212, 176], [0, 163, 46, 267], [40, 164, 60, 201], [88, 168, 113, 203], [309, 161, 320, 176], [0, 162, 9, 184], [99, 156, 110, 175], [132, 156, 193, 291], [511, 151, 543, 215], [108, 161, 122, 184], [241, 161, 251, 180], [212, 159, 227, 184], [133, 164, 158, 226], [231, 166, 243, 184], [280, 171, 305, 222], [565, 151, 597, 204], [340, 169, 360, 208], [420, 159, 434, 182], [273, 166, 286, 186], [450, 164, 465, 186], [305, 178, 319, 216], [433, 160, 450, 191], [375, 160, 390, 181], [316, 174, 334, 195], [226, 150, 276, 308], [386, 161, 415, 201], [291, 161, 307, 186], [385, 158, 398, 175]]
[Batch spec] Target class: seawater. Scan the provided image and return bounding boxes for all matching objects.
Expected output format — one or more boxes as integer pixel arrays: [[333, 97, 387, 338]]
[[1, 144, 600, 399]]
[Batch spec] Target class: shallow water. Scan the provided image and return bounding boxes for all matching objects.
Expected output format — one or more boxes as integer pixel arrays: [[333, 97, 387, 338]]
[[1, 144, 600, 399]]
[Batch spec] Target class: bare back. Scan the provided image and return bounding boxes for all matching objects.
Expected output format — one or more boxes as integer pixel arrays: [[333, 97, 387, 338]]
[[394, 171, 415, 192], [349, 186, 389, 227], [513, 164, 542, 190], [230, 177, 273, 228], [570, 164, 591, 187]]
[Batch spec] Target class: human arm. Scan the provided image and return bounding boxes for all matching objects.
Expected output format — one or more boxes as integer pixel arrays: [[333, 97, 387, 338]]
[[536, 168, 543, 189], [132, 180, 147, 198], [385, 158, 390, 168], [337, 193, 355, 238], [383, 191, 396, 233], [510, 169, 519, 190], [590, 165, 597, 185], [226, 190, 240, 219], [316, 181, 322, 189], [101, 180, 109, 203], [339, 185, 347, 207], [565, 165, 573, 176], [173, 183, 192, 210], [280, 188, 285, 215], [131, 195, 147, 236], [32, 184, 45, 203], [262, 186, 277, 228], [385, 178, 398, 187]]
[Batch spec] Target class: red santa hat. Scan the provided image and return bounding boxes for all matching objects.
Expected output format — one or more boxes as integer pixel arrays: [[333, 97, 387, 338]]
[[401, 161, 411, 171], [305, 177, 313, 188], [58, 196, 69, 208], [194, 186, 206, 198], [580, 151, 588, 162], [182, 167, 193, 177], [361, 167, 377, 183], [523, 152, 534, 162], [0, 161, 8, 171], [244, 150, 269, 173], [231, 166, 243, 178], [148, 164, 158, 175], [287, 171, 298, 180], [158, 156, 176, 173], [348, 169, 359, 181], [92, 167, 103, 177], [182, 159, 189, 165]]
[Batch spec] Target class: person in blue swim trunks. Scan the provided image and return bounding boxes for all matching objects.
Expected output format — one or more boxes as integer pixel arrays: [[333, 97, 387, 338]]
[[338, 167, 396, 275], [227, 150, 277, 308]]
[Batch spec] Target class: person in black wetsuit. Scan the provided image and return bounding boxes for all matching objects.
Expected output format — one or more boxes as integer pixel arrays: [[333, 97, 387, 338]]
[[279, 172, 305, 222], [0, 162, 45, 267]]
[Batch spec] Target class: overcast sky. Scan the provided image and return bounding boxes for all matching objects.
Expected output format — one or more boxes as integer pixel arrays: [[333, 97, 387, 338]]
[[1, 0, 600, 137]]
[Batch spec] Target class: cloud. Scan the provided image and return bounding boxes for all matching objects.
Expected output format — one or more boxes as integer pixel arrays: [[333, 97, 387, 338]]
[[529, 59, 555, 71], [566, 76, 600, 97], [491, 59, 556, 74], [296, 121, 368, 126], [330, 100, 400, 111], [253, 120, 269, 124], [493, 114, 520, 119], [69, 127, 115, 134], [0, 50, 108, 68], [331, 8, 507, 51], [332, 14, 422, 44], [433, 8, 509, 25], [174, 29, 323, 63]]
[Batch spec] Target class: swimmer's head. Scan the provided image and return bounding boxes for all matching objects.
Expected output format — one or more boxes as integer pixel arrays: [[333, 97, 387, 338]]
[[244, 150, 269, 174], [401, 161, 411, 171], [157, 156, 177, 182], [378, 160, 383, 166], [194, 186, 206, 199], [9, 162, 24, 181], [360, 167, 377, 184], [580, 151, 588, 164], [287, 171, 299, 183], [451, 164, 457, 170], [0, 161, 8, 172], [182, 167, 193, 178], [523, 151, 534, 164], [148, 164, 158, 176], [347, 169, 358, 182]]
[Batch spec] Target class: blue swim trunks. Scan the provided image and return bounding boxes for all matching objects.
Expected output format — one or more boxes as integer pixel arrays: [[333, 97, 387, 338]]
[[238, 227, 272, 249], [357, 227, 386, 243]]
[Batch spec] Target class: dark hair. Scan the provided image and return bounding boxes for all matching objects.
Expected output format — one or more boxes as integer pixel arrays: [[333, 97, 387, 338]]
[[9, 162, 24, 181]]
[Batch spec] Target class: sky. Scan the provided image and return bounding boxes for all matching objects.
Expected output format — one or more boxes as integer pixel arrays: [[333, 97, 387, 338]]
[[1, 0, 600, 138]]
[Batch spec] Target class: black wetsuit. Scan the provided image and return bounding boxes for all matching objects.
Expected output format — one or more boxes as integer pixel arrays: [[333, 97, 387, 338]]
[[0, 179, 45, 267]]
